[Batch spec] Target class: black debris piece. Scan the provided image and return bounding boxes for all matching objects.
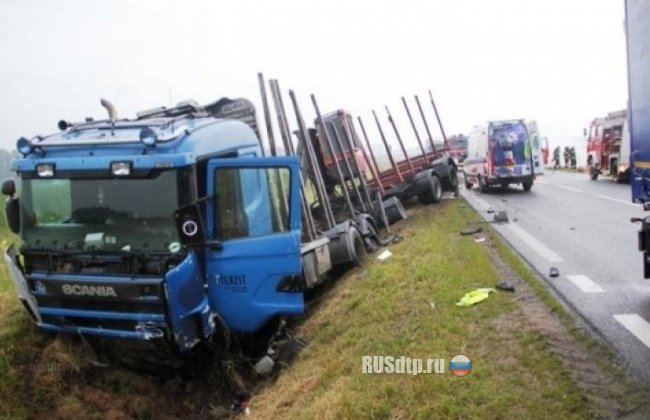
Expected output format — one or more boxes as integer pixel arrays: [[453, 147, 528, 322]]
[[460, 225, 483, 236], [496, 280, 515, 292], [549, 267, 560, 278], [493, 211, 509, 223]]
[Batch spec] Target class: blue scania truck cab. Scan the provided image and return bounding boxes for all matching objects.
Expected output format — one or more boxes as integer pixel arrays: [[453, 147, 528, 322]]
[[2, 97, 363, 354], [625, 1, 650, 277]]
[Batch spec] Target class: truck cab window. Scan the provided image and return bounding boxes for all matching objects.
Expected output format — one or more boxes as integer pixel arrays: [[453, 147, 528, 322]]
[[214, 167, 290, 240]]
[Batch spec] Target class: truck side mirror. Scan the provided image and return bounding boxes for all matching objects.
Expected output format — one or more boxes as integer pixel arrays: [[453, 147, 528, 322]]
[[173, 204, 206, 248], [4, 197, 20, 234], [2, 179, 16, 197], [2, 179, 19, 233]]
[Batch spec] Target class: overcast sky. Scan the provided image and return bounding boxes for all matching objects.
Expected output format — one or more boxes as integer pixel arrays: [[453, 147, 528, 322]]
[[0, 0, 628, 159]]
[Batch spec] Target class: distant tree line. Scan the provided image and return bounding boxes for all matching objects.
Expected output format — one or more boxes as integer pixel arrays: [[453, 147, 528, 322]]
[[0, 149, 19, 182]]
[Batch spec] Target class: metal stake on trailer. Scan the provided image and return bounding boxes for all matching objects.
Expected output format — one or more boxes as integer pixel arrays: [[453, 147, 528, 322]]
[[257, 72, 289, 230], [385, 105, 415, 173], [312, 97, 367, 214], [340, 113, 374, 211], [373, 110, 404, 183], [257, 73, 276, 157], [402, 97, 426, 156], [289, 90, 336, 229], [429, 89, 450, 151], [415, 94, 438, 158], [310, 95, 356, 218], [357, 116, 385, 196], [267, 78, 317, 241]]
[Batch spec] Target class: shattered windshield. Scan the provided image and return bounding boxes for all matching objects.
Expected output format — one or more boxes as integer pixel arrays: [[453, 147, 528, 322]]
[[20, 169, 190, 253]]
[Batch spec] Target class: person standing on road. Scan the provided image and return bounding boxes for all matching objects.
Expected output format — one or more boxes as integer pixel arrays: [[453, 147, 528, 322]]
[[569, 147, 577, 169], [563, 146, 570, 168]]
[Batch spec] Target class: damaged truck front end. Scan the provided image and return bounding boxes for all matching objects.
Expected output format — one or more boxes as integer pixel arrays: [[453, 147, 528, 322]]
[[3, 110, 305, 355], [3, 164, 216, 352]]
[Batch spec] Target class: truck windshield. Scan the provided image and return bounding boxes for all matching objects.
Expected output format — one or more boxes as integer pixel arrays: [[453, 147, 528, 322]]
[[20, 169, 190, 253]]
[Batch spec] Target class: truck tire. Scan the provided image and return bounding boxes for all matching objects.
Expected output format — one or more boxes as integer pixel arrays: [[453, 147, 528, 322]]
[[478, 175, 489, 193], [522, 180, 533, 192], [464, 180, 473, 190], [590, 166, 599, 181], [417, 174, 442, 204], [348, 227, 367, 267]]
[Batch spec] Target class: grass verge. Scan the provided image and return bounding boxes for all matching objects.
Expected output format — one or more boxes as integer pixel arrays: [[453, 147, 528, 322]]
[[251, 200, 647, 419]]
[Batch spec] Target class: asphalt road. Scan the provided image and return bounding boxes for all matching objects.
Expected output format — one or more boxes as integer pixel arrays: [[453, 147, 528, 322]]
[[461, 169, 650, 387]]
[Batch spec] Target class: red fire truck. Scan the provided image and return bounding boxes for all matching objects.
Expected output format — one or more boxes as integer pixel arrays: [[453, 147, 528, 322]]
[[586, 109, 629, 182]]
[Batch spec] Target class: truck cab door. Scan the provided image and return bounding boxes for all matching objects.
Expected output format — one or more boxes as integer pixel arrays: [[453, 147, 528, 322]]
[[204, 156, 303, 333]]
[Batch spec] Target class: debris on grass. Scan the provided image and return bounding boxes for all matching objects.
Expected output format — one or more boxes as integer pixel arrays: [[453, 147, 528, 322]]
[[455, 288, 496, 307], [429, 301, 436, 309], [377, 249, 393, 261], [474, 236, 486, 243], [460, 225, 482, 236], [496, 280, 516, 293], [549, 267, 560, 278]]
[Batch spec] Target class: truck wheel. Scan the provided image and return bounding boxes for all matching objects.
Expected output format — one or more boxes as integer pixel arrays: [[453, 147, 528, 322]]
[[417, 174, 442, 204], [522, 180, 533, 192], [348, 227, 367, 266], [590, 167, 598, 181], [478, 175, 489, 193], [464, 180, 473, 190]]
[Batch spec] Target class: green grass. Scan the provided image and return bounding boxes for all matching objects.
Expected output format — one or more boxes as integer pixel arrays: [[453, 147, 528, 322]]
[[251, 200, 623, 419], [0, 199, 646, 418]]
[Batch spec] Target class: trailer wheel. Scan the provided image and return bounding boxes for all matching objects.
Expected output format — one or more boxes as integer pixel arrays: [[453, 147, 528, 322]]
[[348, 227, 367, 266], [522, 180, 533, 192], [418, 174, 442, 204]]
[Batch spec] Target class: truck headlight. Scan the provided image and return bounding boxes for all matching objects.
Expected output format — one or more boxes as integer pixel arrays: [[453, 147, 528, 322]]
[[36, 163, 55, 177], [111, 161, 132, 176]]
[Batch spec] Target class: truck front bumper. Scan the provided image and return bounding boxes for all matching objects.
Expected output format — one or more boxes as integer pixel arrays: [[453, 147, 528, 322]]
[[5, 248, 214, 352]]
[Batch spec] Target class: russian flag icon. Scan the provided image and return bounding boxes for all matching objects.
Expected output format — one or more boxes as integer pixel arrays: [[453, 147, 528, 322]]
[[449, 354, 472, 377]]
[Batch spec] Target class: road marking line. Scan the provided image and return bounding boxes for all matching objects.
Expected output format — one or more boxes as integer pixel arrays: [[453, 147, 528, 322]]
[[505, 223, 564, 262], [566, 274, 604, 293], [556, 185, 582, 193], [614, 314, 650, 348], [595, 194, 637, 207]]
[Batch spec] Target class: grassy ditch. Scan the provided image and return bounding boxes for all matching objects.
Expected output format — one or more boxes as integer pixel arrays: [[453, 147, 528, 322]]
[[0, 200, 647, 419], [251, 200, 647, 419]]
